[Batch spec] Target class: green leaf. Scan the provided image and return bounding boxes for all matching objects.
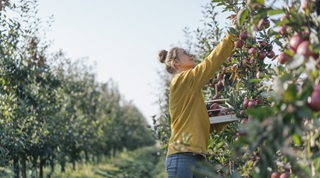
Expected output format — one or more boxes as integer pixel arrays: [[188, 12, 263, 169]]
[[0, 77, 5, 86], [267, 9, 283, 16], [276, 18, 290, 26], [249, 78, 261, 83], [296, 106, 314, 118], [283, 83, 297, 103], [298, 84, 313, 100], [230, 171, 241, 178], [311, 43, 320, 53], [237, 9, 249, 27], [228, 27, 238, 36], [292, 133, 302, 146], [217, 2, 224, 6], [256, 0, 265, 4], [246, 107, 274, 121], [312, 152, 320, 159], [284, 48, 295, 57], [216, 142, 224, 149], [274, 38, 283, 47]]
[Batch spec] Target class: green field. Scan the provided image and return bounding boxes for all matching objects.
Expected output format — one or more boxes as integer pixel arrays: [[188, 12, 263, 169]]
[[1, 146, 166, 178], [49, 146, 166, 178]]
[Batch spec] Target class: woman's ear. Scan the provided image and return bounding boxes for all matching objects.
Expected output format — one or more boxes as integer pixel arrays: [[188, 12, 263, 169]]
[[173, 59, 179, 66]]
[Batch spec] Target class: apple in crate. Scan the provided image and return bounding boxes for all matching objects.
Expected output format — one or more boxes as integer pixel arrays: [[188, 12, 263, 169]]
[[209, 103, 220, 116]]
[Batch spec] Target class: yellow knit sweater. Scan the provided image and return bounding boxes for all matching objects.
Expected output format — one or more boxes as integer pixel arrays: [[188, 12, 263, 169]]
[[167, 34, 235, 156]]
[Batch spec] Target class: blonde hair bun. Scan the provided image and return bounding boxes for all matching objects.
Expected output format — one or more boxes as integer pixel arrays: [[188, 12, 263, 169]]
[[158, 50, 168, 63]]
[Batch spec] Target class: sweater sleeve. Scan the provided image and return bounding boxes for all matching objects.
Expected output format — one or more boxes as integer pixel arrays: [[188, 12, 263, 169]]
[[180, 34, 235, 91]]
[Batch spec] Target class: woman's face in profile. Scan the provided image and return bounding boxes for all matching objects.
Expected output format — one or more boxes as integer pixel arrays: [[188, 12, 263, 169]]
[[176, 48, 196, 70]]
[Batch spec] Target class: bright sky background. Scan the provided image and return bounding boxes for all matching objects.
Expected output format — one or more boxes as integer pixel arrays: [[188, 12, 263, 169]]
[[36, 0, 236, 124]]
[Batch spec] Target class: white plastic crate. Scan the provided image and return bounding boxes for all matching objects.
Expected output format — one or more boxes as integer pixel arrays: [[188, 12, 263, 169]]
[[209, 114, 239, 124], [206, 98, 239, 124]]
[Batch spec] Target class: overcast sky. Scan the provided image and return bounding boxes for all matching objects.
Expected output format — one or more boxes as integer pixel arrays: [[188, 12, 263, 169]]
[[37, 0, 237, 124]]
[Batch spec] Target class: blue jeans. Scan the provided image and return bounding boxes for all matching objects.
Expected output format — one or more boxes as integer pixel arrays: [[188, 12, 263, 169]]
[[166, 153, 207, 178]]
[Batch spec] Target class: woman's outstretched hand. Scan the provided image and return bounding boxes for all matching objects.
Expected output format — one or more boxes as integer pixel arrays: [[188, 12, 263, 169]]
[[227, 13, 237, 30]]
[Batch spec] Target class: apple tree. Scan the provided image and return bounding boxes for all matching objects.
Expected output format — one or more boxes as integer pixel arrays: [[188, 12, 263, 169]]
[[208, 0, 320, 177], [154, 0, 320, 177]]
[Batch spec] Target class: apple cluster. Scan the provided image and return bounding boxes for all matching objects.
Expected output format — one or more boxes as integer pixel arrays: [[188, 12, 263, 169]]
[[277, 0, 319, 64], [234, 24, 274, 120], [276, 1, 320, 113], [270, 171, 290, 178], [235, 31, 275, 70], [207, 95, 235, 117], [277, 24, 318, 64], [207, 14, 275, 123], [232, 17, 274, 77]]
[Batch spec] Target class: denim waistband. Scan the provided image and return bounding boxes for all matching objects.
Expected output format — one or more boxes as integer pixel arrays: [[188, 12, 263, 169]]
[[178, 152, 206, 160]]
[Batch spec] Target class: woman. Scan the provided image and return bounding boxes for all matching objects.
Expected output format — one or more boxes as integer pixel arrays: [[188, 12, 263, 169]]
[[158, 31, 236, 177]]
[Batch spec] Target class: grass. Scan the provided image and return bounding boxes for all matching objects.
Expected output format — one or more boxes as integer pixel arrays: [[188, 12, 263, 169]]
[[50, 163, 118, 178], [0, 146, 166, 178], [48, 146, 167, 178]]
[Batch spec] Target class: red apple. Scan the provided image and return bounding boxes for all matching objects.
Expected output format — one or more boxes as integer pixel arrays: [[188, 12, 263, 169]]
[[290, 34, 304, 52], [235, 131, 241, 137], [257, 18, 270, 30], [314, 84, 320, 92], [243, 98, 249, 108], [279, 25, 288, 35], [240, 110, 246, 116], [267, 50, 275, 58], [296, 40, 317, 59], [271, 172, 280, 178], [249, 47, 258, 56], [259, 51, 267, 60], [235, 39, 244, 48], [307, 85, 320, 112], [262, 19, 270, 28], [277, 52, 290, 64], [239, 31, 249, 40], [296, 40, 311, 56], [209, 103, 220, 116], [259, 41, 268, 47], [240, 118, 248, 124], [248, 100, 257, 108], [279, 172, 290, 178]]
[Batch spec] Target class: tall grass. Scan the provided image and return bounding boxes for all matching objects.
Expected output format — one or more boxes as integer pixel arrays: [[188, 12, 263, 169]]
[[50, 146, 166, 178]]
